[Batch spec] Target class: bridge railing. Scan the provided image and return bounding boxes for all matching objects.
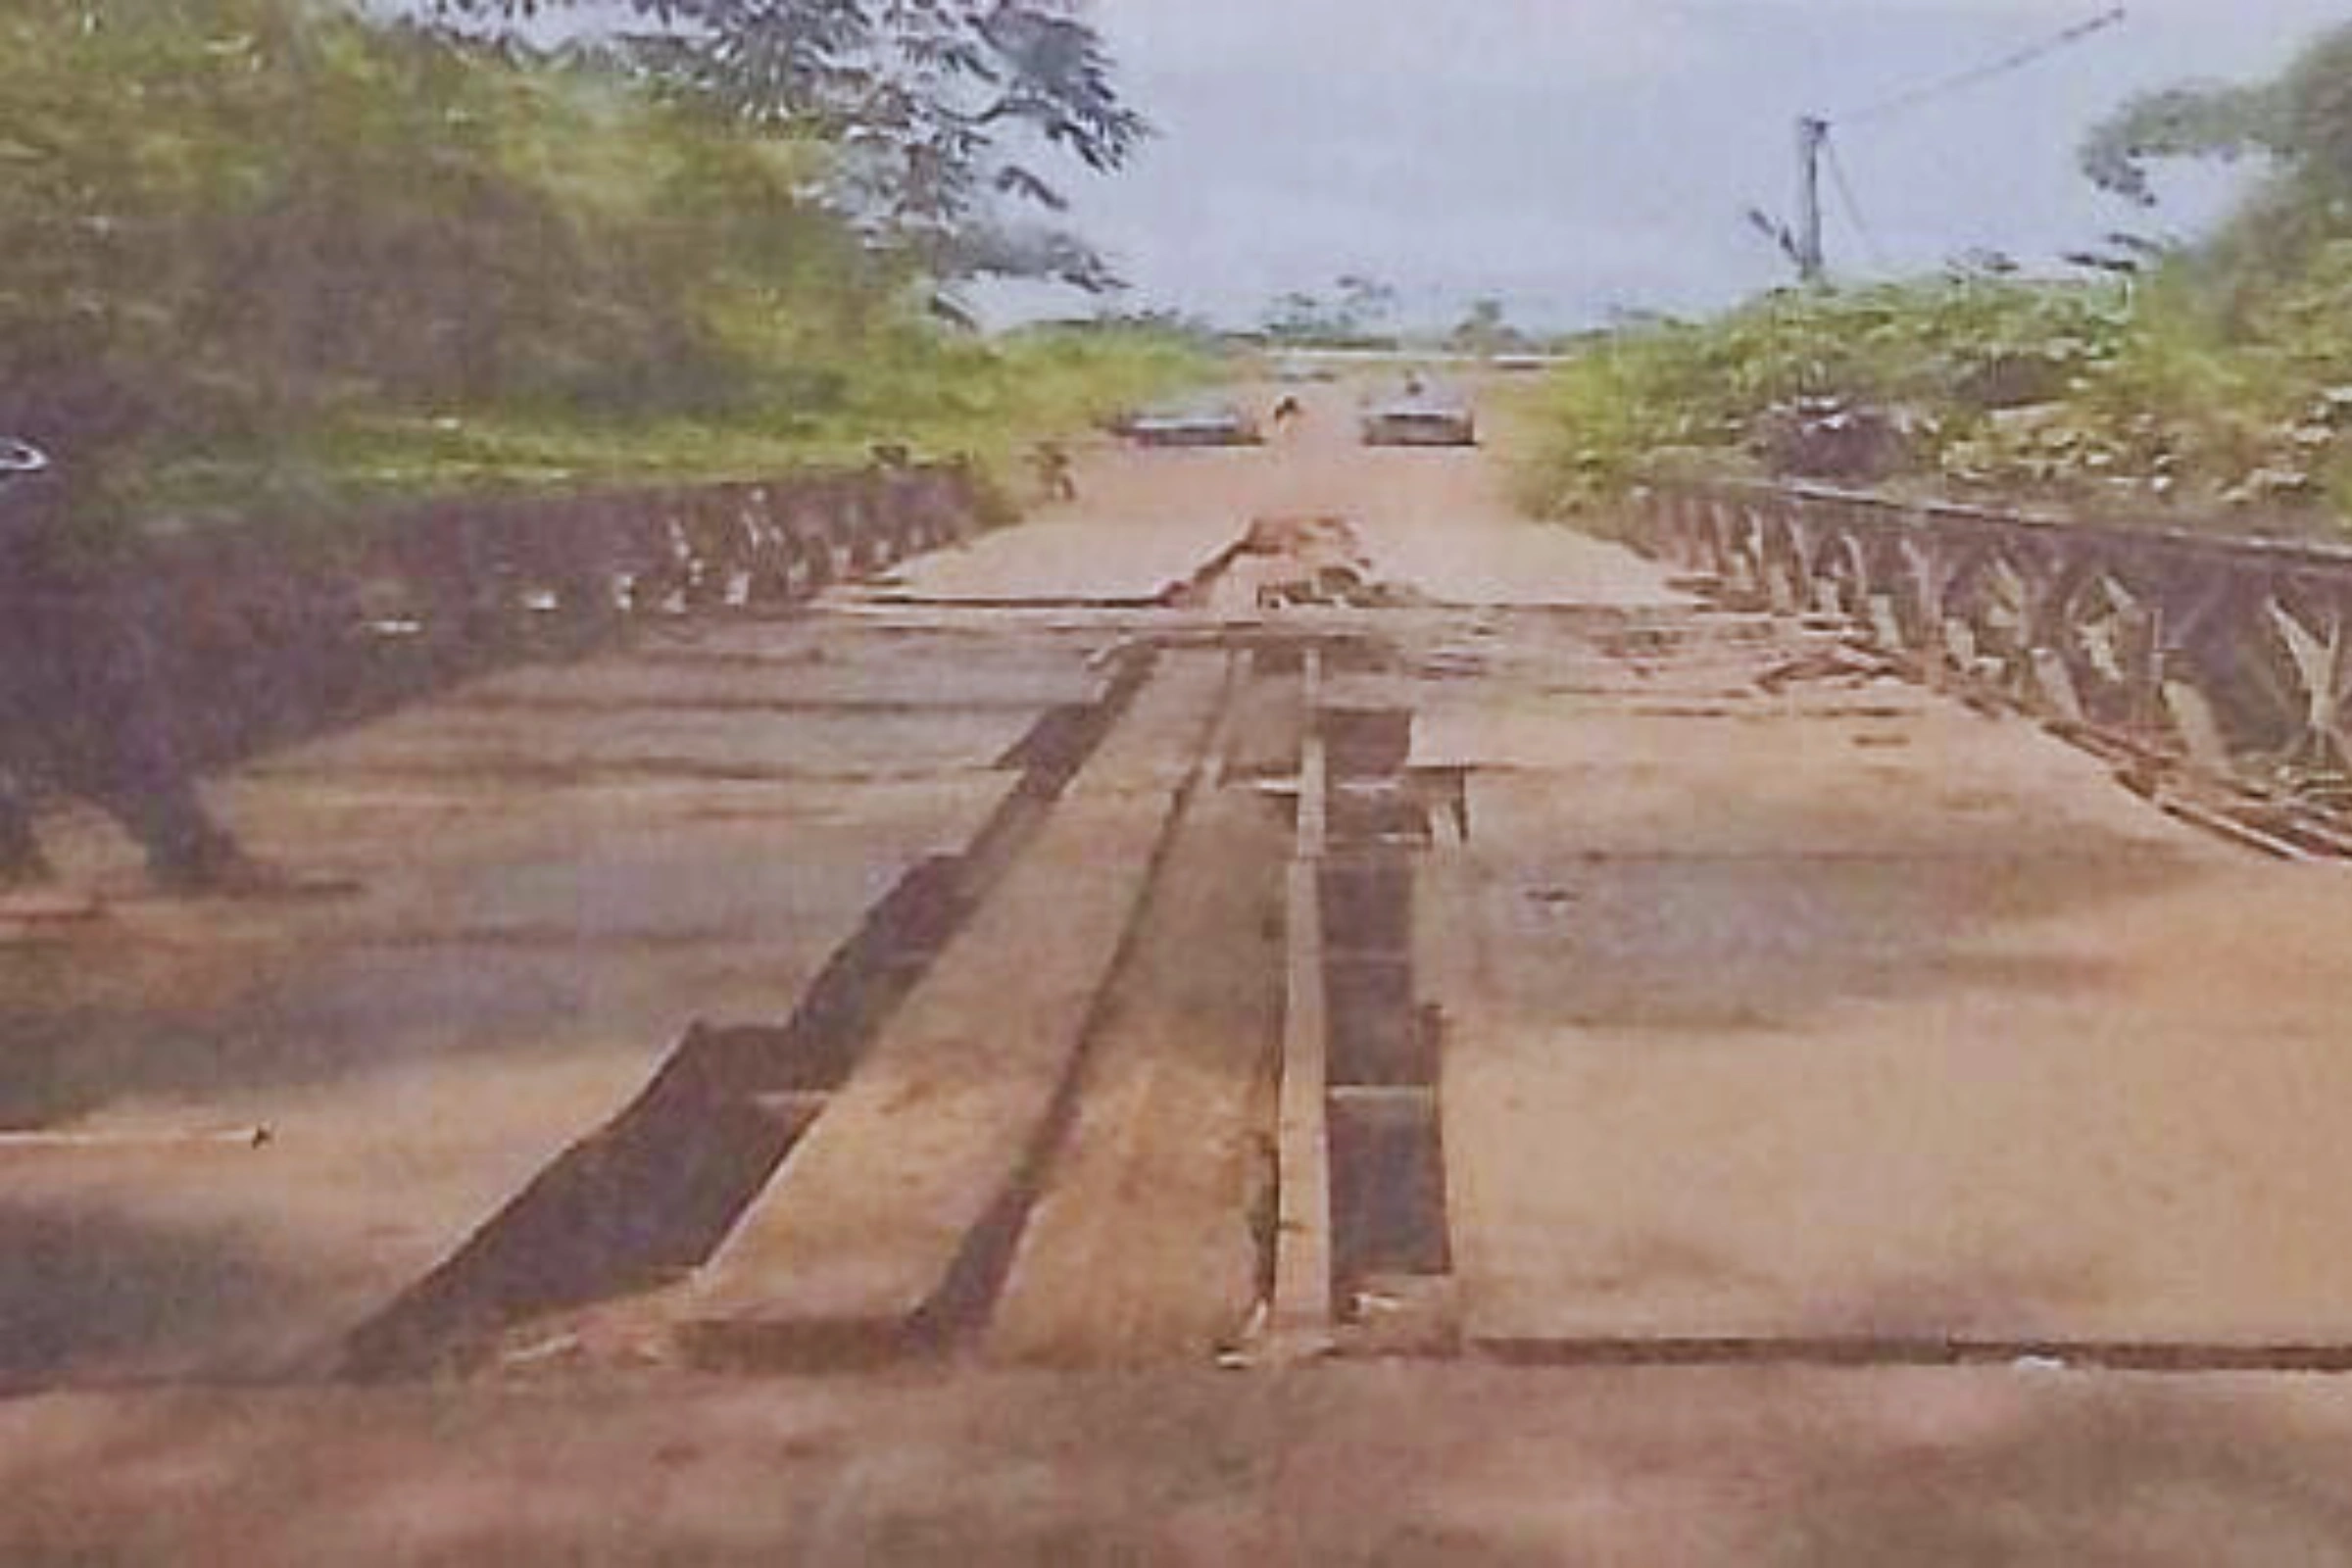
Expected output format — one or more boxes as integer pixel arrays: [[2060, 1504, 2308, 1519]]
[[1631, 479, 2352, 806], [18, 457, 998, 775]]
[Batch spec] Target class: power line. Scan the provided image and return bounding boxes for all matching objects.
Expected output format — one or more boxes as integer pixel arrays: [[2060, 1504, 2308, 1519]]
[[1821, 131, 1887, 272], [1744, 5, 2128, 283], [1838, 6, 2128, 128]]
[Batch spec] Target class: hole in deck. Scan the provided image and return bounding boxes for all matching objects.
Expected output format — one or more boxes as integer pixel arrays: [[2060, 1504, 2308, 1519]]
[[1310, 697, 1454, 1316], [1330, 1093, 1451, 1286], [1327, 959, 1431, 1087], [1321, 862, 1413, 954]]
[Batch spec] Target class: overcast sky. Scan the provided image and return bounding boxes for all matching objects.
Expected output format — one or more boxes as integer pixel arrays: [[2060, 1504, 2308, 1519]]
[[979, 0, 2352, 330]]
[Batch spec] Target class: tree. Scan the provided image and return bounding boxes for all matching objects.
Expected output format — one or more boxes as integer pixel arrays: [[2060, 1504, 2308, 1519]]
[[1333, 273, 1398, 335], [432, 0, 1149, 291], [2081, 24, 2352, 234], [2082, 24, 2352, 212], [1448, 297, 1531, 358], [2080, 24, 2352, 323], [1260, 291, 1336, 344], [0, 1, 918, 466], [1258, 274, 1400, 346]]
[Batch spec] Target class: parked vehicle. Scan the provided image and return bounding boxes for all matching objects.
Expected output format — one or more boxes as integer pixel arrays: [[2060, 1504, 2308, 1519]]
[[1360, 377, 1477, 446], [1126, 399, 1264, 448]]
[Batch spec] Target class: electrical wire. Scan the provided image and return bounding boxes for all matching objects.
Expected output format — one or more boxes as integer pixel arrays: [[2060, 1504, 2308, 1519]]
[[1821, 130, 1888, 273], [1837, 6, 2128, 128]]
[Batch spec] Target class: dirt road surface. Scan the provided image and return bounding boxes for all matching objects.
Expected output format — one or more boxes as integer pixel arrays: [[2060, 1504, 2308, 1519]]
[[12, 381, 2352, 1562]]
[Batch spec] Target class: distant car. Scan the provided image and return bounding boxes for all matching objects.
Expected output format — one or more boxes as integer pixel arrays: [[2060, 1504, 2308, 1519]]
[[1360, 380, 1477, 447], [1492, 354, 1549, 373], [1126, 400, 1264, 448], [1273, 358, 1337, 385]]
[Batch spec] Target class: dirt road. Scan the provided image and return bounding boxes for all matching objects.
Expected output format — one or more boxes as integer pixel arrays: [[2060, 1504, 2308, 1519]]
[[12, 380, 2352, 1562]]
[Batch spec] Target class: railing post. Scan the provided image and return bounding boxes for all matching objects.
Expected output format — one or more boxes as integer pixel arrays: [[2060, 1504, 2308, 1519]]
[[1909, 535, 1951, 690]]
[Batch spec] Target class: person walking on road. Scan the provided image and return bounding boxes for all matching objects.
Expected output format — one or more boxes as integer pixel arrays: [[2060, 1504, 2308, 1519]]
[[1030, 440, 1078, 503]]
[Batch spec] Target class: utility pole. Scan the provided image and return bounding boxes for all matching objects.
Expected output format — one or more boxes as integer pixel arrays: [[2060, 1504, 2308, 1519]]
[[1747, 7, 2129, 286], [1794, 116, 1829, 286]]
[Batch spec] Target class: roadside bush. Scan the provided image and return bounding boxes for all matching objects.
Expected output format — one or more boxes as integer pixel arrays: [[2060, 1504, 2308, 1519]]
[[1528, 20, 2352, 537]]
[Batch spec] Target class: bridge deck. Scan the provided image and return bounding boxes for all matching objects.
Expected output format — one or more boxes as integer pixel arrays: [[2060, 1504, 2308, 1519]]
[[0, 621, 1098, 1386], [1420, 611, 2352, 1351], [14, 382, 2352, 1559]]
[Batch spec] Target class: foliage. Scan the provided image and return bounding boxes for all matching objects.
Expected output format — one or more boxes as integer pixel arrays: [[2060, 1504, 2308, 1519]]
[[142, 320, 1214, 519], [1446, 298, 1535, 358], [0, 1, 1198, 530], [1259, 274, 1401, 347], [2083, 24, 2352, 215], [1526, 21, 2352, 536], [431, 0, 1148, 291], [1519, 275, 2132, 514]]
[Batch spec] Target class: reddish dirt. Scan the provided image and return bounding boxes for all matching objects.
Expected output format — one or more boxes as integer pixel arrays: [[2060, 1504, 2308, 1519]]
[[13, 1365, 2352, 1564]]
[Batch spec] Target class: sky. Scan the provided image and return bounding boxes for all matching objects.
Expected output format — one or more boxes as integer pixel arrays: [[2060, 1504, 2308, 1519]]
[[979, 0, 2352, 331]]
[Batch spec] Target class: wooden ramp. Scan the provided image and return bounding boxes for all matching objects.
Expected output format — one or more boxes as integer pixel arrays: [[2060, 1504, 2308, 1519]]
[[677, 654, 1231, 1367]]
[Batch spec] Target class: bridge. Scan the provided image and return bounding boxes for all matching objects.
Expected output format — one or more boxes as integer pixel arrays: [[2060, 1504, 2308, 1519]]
[[11, 382, 2352, 1560]]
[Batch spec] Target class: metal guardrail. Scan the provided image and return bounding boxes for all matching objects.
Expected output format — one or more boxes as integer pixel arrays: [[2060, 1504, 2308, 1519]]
[[1633, 479, 2352, 813]]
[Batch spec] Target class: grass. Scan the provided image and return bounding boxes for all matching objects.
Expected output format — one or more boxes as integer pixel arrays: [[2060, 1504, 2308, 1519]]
[[120, 325, 1224, 529], [1515, 269, 2352, 539]]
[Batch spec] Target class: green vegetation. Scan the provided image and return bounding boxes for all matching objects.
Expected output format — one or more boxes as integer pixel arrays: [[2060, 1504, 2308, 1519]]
[[1259, 275, 1404, 350], [441, 0, 1151, 296], [137, 320, 1217, 519], [1524, 21, 2352, 537], [0, 1, 1204, 531]]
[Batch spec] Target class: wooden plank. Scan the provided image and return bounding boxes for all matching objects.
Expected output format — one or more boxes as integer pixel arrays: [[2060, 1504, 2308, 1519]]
[[985, 755, 1288, 1366], [1267, 857, 1331, 1350], [675, 654, 1230, 1367], [1269, 651, 1334, 1351]]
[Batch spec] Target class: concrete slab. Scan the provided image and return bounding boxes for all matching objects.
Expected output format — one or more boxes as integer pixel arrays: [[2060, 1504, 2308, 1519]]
[[463, 640, 1102, 715], [1354, 513, 1695, 609], [0, 628, 1082, 1387], [255, 699, 1037, 785], [874, 517, 1245, 605], [1417, 706, 2195, 860], [1425, 618, 2352, 1351]]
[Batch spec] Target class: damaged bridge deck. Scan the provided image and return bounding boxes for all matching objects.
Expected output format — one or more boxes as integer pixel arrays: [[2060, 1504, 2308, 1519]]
[[15, 382, 2352, 1446]]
